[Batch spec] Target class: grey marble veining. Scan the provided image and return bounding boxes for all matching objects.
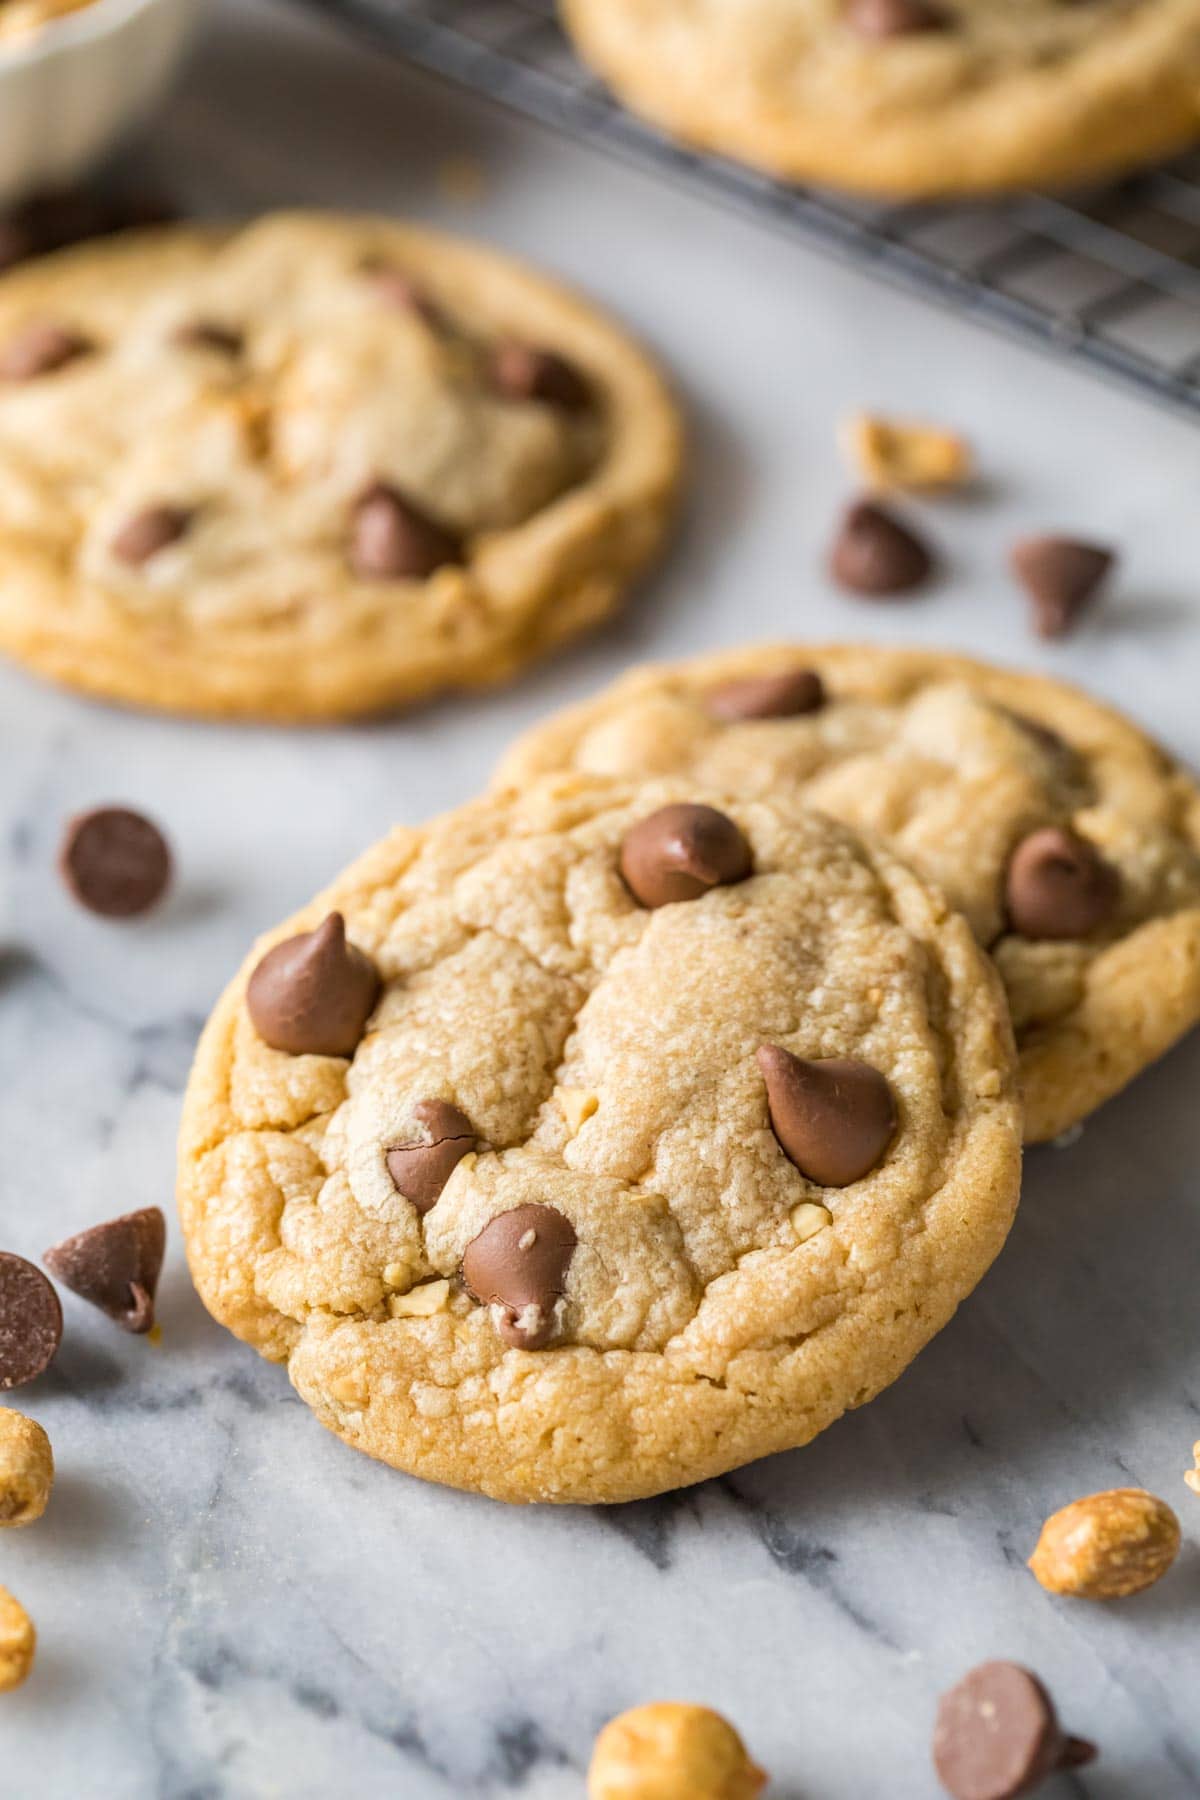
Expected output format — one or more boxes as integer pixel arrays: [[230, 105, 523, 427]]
[[2, 2, 1200, 1795]]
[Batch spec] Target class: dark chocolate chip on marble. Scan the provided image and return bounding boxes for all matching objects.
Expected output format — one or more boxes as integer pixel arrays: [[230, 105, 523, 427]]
[[0, 1254, 62, 1390], [1005, 826, 1118, 940], [462, 1203, 576, 1351], [1010, 536, 1114, 640], [829, 499, 933, 596], [933, 1661, 1096, 1800], [110, 505, 193, 566], [620, 803, 753, 909], [386, 1101, 477, 1214], [349, 483, 463, 581], [488, 341, 590, 411], [0, 320, 93, 381], [58, 807, 172, 919], [707, 667, 826, 722], [246, 912, 380, 1058], [757, 1046, 896, 1187], [44, 1207, 166, 1335]]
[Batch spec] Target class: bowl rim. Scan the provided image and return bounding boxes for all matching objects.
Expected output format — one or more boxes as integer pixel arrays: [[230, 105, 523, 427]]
[[0, 0, 193, 68]]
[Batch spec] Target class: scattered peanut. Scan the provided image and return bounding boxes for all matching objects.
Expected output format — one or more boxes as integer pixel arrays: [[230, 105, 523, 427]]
[[588, 1702, 766, 1800], [1029, 1487, 1180, 1599], [0, 1587, 35, 1692], [843, 412, 972, 492], [0, 1409, 53, 1527]]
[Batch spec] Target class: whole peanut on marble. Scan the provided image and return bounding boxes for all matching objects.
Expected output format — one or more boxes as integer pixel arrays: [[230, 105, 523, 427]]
[[0, 1408, 53, 1527]]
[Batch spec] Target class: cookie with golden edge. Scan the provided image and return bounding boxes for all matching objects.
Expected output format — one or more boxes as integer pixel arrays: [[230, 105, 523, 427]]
[[178, 774, 1020, 1503], [496, 644, 1200, 1143], [560, 0, 1200, 198], [0, 212, 681, 720]]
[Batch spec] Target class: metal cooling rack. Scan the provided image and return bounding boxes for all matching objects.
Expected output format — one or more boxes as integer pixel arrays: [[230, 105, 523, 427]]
[[300, 0, 1200, 419]]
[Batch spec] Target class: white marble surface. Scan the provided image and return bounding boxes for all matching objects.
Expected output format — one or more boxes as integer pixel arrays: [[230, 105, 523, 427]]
[[2, 3, 1200, 1795]]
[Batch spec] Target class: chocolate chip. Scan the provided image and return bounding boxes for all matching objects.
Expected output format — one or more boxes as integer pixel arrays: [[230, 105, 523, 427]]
[[386, 1101, 477, 1214], [43, 1207, 166, 1335], [846, 0, 949, 34], [360, 259, 441, 324], [1010, 536, 1114, 640], [0, 320, 93, 382], [349, 484, 463, 581], [110, 505, 192, 566], [173, 320, 243, 356], [488, 341, 590, 411], [933, 1662, 1096, 1800], [707, 668, 826, 722], [462, 1204, 576, 1350], [1005, 827, 1118, 940], [757, 1046, 896, 1186], [620, 804, 753, 909], [829, 499, 933, 596], [0, 1254, 62, 1390], [246, 912, 380, 1057], [58, 807, 172, 919]]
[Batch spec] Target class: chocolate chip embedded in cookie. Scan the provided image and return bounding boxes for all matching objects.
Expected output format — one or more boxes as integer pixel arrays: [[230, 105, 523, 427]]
[[707, 667, 825, 721], [178, 776, 1021, 1502], [495, 644, 1200, 1144], [247, 913, 380, 1057], [0, 213, 681, 720], [933, 1663, 1095, 1800]]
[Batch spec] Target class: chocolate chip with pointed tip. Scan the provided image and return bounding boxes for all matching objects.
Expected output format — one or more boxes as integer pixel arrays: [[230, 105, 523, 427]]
[[174, 320, 243, 356], [1005, 827, 1118, 940], [846, 0, 949, 35], [58, 806, 172, 918], [707, 668, 826, 722], [44, 1207, 166, 1335], [757, 1046, 896, 1186], [1010, 536, 1114, 640], [462, 1204, 576, 1350], [829, 499, 933, 596], [349, 483, 463, 580], [386, 1101, 477, 1214], [488, 341, 590, 411], [247, 912, 380, 1057], [933, 1662, 1096, 1800], [0, 320, 93, 381], [0, 1255, 62, 1390], [110, 504, 193, 566], [620, 803, 753, 909]]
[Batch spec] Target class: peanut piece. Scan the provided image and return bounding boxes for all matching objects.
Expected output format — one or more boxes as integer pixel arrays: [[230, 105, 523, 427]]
[[843, 412, 972, 491], [1029, 1487, 1180, 1599], [0, 1408, 53, 1527], [389, 1279, 450, 1319], [790, 1201, 832, 1242], [0, 1587, 35, 1692], [556, 1087, 599, 1134], [1185, 1442, 1200, 1498], [588, 1702, 766, 1800]]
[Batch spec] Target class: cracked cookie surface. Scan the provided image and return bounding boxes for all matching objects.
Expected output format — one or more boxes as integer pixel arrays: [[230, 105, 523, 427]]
[[0, 212, 680, 720], [497, 644, 1200, 1142], [178, 775, 1020, 1503], [561, 0, 1200, 197]]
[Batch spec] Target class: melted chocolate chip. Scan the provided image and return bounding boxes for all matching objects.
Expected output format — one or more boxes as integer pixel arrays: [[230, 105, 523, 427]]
[[829, 499, 933, 596], [707, 668, 826, 722], [1005, 827, 1118, 940], [757, 1046, 896, 1186], [246, 913, 380, 1057], [0, 1254, 62, 1390], [462, 1204, 576, 1350], [1010, 536, 1114, 640], [174, 320, 243, 356], [846, 0, 949, 34], [349, 484, 463, 581], [933, 1662, 1096, 1800], [0, 320, 92, 382], [620, 804, 753, 909], [110, 505, 192, 566], [58, 807, 171, 919], [44, 1207, 166, 1335], [386, 1101, 477, 1214], [488, 341, 590, 411]]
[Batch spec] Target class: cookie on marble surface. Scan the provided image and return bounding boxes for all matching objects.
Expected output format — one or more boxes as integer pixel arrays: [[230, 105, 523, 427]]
[[0, 212, 680, 720], [559, 0, 1200, 197], [496, 644, 1200, 1143], [178, 775, 1020, 1503]]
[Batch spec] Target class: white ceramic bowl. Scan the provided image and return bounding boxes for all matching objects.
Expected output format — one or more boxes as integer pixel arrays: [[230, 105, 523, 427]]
[[0, 0, 202, 208]]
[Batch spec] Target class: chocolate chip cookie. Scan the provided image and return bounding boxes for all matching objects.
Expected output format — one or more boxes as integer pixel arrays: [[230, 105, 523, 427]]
[[0, 213, 680, 719], [178, 775, 1020, 1503], [561, 0, 1200, 197], [496, 645, 1200, 1143]]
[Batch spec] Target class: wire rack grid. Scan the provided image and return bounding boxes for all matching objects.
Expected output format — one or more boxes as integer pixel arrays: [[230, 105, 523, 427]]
[[300, 0, 1200, 420]]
